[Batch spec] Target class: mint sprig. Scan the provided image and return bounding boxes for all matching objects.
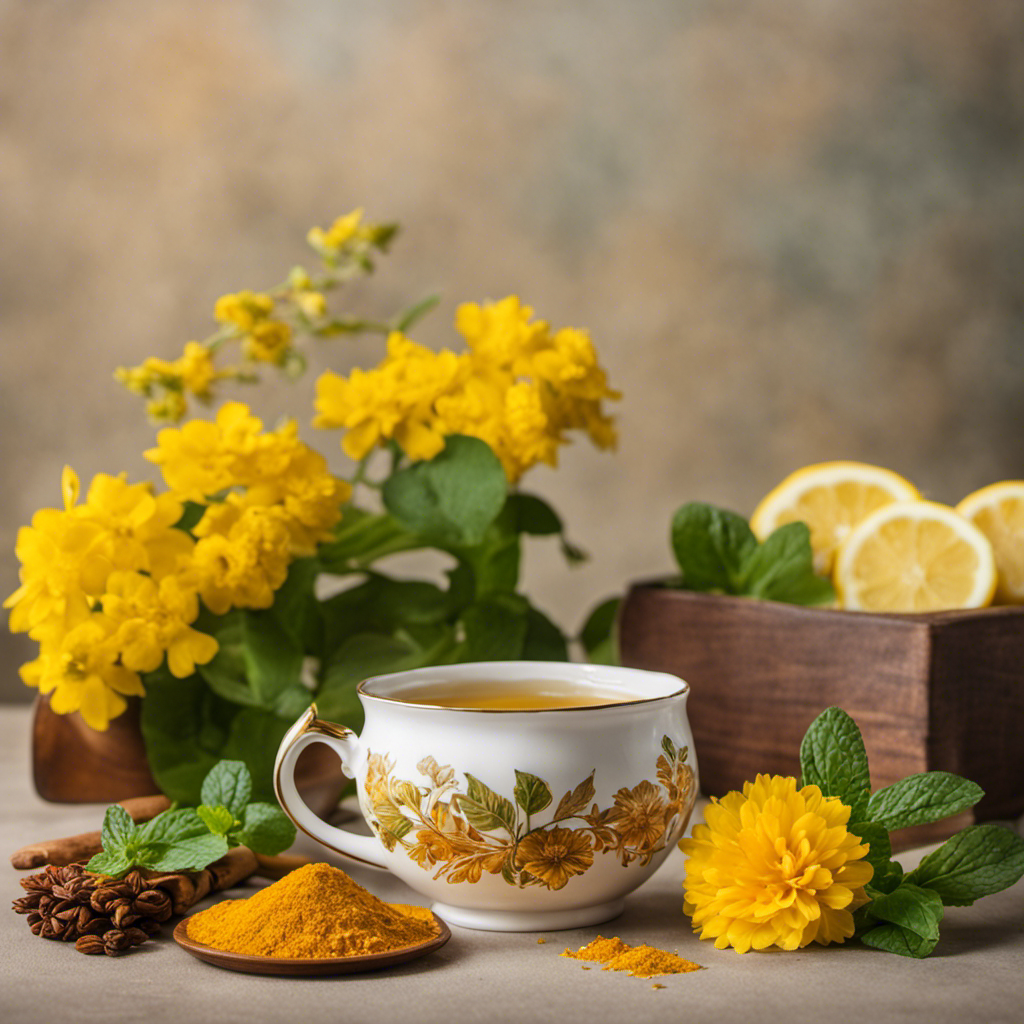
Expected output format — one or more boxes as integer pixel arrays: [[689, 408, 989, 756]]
[[86, 760, 295, 879], [670, 502, 833, 605], [799, 707, 1024, 958]]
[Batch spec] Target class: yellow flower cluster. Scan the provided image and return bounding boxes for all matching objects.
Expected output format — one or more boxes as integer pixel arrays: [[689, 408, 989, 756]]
[[115, 341, 232, 424], [213, 290, 294, 366], [5, 403, 350, 729], [146, 402, 351, 614], [313, 296, 620, 482], [4, 468, 213, 730], [681, 775, 873, 953]]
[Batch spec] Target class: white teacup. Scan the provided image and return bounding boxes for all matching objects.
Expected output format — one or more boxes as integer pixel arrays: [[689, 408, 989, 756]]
[[274, 661, 697, 931]]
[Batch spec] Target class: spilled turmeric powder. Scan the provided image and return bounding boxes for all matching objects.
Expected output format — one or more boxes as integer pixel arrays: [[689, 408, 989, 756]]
[[186, 862, 439, 958], [561, 934, 702, 979]]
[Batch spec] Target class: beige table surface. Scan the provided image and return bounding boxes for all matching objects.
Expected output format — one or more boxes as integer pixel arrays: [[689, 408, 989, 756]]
[[2, 704, 1022, 1024]]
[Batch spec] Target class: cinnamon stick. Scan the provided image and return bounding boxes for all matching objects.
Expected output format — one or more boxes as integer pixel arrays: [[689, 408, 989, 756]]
[[10, 795, 171, 870], [142, 846, 259, 914]]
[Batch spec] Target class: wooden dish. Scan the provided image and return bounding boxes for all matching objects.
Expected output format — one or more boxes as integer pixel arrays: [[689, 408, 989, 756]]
[[172, 914, 451, 976]]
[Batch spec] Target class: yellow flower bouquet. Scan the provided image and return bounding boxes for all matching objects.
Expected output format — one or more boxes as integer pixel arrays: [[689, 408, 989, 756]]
[[5, 210, 619, 804]]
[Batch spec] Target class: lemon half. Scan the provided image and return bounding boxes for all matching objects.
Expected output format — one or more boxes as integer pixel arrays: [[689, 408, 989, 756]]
[[955, 481, 1024, 604], [750, 461, 920, 576], [834, 500, 997, 613]]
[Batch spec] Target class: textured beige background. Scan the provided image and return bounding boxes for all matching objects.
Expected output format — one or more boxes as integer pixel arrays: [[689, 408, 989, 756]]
[[2, 0, 1023, 701]]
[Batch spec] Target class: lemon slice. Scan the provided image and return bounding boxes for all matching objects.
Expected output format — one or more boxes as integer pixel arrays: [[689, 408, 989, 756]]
[[834, 500, 996, 612], [955, 481, 1024, 604], [750, 462, 920, 575]]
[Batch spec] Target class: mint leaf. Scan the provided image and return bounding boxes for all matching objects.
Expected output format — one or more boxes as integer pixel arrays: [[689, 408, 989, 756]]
[[670, 502, 756, 593], [141, 834, 230, 873], [867, 883, 944, 944], [849, 820, 894, 878], [904, 825, 1024, 906], [461, 596, 529, 661], [136, 807, 208, 845], [86, 849, 132, 878], [741, 522, 834, 605], [799, 707, 871, 820], [860, 922, 938, 959], [200, 760, 252, 818], [100, 805, 135, 852], [866, 772, 984, 831], [231, 802, 297, 856], [198, 804, 237, 837]]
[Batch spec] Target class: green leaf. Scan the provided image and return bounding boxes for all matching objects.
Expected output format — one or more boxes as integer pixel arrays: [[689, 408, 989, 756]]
[[866, 772, 984, 832], [579, 597, 620, 666], [318, 508, 422, 573], [867, 883, 944, 943], [137, 807, 208, 846], [241, 610, 305, 709], [461, 596, 529, 661], [372, 798, 414, 840], [507, 493, 562, 535], [140, 668, 293, 805], [904, 825, 1024, 906], [86, 849, 132, 878], [382, 435, 507, 547], [198, 804, 236, 837], [799, 707, 871, 820], [513, 771, 553, 816], [200, 761, 252, 818], [850, 820, 894, 878], [860, 922, 939, 959], [270, 556, 324, 654], [141, 834, 230, 873], [661, 735, 677, 759], [867, 856, 905, 896], [460, 773, 518, 834], [741, 522, 835, 605], [670, 502, 757, 593], [232, 802, 297, 856], [521, 605, 570, 662], [100, 805, 135, 853]]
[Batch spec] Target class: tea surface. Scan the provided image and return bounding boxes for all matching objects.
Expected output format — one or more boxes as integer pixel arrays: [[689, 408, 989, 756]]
[[395, 680, 631, 710]]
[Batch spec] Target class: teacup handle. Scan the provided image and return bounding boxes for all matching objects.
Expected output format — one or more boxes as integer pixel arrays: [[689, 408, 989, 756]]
[[273, 705, 389, 870]]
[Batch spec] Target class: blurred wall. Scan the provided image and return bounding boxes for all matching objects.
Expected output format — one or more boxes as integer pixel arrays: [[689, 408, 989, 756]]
[[2, 0, 1023, 701]]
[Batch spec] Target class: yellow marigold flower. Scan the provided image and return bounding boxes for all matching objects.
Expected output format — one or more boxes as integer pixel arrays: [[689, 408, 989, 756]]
[[76, 472, 194, 581], [496, 382, 559, 482], [680, 775, 874, 954], [313, 333, 465, 462], [100, 570, 218, 679], [20, 619, 144, 731], [191, 503, 292, 614], [214, 290, 274, 332], [532, 327, 621, 404], [146, 402, 280, 500], [455, 296, 547, 372], [4, 467, 111, 641], [515, 827, 594, 890], [243, 319, 293, 365], [307, 208, 366, 255]]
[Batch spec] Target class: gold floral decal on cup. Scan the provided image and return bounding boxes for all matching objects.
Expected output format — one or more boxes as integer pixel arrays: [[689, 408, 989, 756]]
[[362, 736, 696, 890]]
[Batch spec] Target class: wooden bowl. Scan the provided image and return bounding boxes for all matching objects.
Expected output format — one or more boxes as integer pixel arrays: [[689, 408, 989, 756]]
[[618, 582, 1024, 839], [172, 914, 451, 975]]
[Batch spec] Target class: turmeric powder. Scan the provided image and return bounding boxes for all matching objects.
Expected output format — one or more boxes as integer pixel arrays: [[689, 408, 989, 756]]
[[562, 935, 702, 979], [186, 862, 439, 958]]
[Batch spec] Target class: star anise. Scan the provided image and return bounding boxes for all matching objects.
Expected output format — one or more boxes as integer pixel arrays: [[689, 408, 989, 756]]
[[13, 862, 169, 955]]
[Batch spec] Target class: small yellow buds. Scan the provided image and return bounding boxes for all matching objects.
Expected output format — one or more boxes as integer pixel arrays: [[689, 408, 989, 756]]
[[243, 320, 293, 365], [116, 342, 226, 424], [214, 290, 275, 332], [307, 208, 367, 256]]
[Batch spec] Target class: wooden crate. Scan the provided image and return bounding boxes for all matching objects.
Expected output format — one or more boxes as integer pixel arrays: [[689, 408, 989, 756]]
[[618, 583, 1024, 834]]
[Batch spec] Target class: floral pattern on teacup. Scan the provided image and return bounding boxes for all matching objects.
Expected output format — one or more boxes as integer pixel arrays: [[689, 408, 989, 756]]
[[362, 735, 696, 890]]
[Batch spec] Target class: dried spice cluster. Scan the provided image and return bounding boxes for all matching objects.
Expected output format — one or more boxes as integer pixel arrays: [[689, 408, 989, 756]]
[[12, 863, 173, 956]]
